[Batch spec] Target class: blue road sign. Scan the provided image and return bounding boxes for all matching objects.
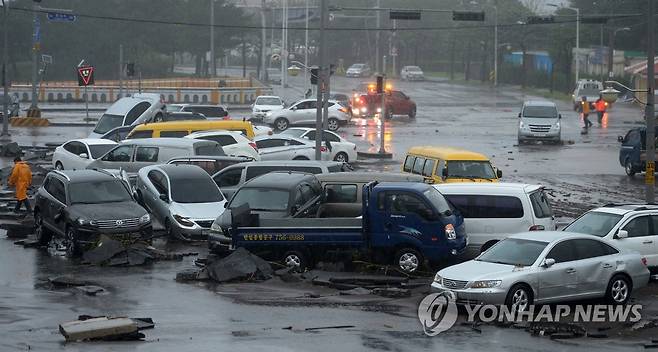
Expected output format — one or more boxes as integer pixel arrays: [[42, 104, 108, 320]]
[[47, 12, 76, 22]]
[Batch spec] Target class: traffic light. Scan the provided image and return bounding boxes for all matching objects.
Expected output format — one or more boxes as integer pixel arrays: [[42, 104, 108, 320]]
[[452, 11, 485, 21], [376, 75, 384, 94], [310, 68, 319, 85], [527, 16, 555, 24], [126, 63, 135, 77]]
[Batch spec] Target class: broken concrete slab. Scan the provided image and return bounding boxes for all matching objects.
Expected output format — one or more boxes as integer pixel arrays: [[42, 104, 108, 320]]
[[82, 236, 125, 265], [175, 268, 208, 282], [371, 287, 411, 298], [75, 285, 106, 296], [13, 239, 40, 248], [328, 275, 408, 286], [132, 318, 155, 330], [206, 247, 272, 283], [274, 268, 302, 283], [338, 287, 371, 295], [59, 317, 138, 342], [49, 275, 91, 287]]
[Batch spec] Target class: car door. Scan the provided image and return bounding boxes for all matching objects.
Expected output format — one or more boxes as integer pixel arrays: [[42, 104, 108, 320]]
[[213, 166, 245, 200], [571, 239, 618, 297], [537, 239, 581, 302], [144, 170, 170, 222], [60, 142, 81, 169], [133, 146, 160, 171], [288, 138, 312, 159], [256, 138, 289, 160], [615, 215, 658, 266], [287, 101, 307, 124], [47, 177, 68, 236], [380, 191, 436, 248], [299, 100, 318, 124], [96, 145, 134, 171]]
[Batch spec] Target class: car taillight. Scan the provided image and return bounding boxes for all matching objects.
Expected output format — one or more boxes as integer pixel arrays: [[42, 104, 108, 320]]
[[320, 146, 327, 152], [339, 107, 348, 113], [642, 257, 648, 266], [529, 225, 545, 231], [445, 224, 456, 240], [249, 142, 258, 151]]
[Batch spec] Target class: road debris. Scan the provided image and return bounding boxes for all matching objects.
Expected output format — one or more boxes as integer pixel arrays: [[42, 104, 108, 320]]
[[371, 287, 411, 298], [82, 235, 196, 266], [178, 247, 272, 283], [59, 316, 154, 342]]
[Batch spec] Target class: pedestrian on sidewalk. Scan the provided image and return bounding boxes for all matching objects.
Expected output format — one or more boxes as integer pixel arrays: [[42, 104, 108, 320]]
[[579, 96, 593, 133], [8, 157, 32, 213], [594, 94, 607, 125]]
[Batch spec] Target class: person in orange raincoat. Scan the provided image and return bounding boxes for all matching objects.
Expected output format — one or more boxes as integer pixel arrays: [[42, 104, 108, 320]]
[[8, 157, 32, 213], [594, 94, 608, 125]]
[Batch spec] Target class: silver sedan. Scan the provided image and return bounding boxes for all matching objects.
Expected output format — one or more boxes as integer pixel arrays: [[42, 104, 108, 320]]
[[432, 231, 649, 310]]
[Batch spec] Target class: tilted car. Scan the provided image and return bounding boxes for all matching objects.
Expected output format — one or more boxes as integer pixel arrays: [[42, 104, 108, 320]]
[[136, 164, 226, 240], [432, 231, 649, 308], [34, 170, 152, 257], [53, 139, 117, 170], [184, 130, 260, 160]]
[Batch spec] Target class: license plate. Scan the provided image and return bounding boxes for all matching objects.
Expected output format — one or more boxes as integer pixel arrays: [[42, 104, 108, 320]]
[[201, 230, 212, 237]]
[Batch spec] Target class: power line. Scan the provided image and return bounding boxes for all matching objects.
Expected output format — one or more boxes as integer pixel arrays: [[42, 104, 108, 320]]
[[9, 6, 642, 32]]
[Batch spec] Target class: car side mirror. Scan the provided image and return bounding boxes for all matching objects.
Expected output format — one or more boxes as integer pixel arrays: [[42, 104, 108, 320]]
[[518, 113, 522, 118], [542, 258, 556, 267], [224, 202, 228, 208], [496, 169, 503, 178], [615, 229, 629, 239], [79, 153, 88, 159], [618, 136, 624, 143], [291, 106, 297, 111], [159, 193, 169, 202]]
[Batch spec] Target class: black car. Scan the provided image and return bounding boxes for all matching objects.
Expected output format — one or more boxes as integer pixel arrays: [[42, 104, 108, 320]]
[[34, 169, 152, 257], [155, 112, 207, 122], [208, 171, 323, 252]]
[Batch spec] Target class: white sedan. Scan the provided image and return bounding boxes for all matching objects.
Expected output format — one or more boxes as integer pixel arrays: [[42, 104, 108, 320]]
[[254, 135, 330, 161], [280, 127, 357, 163], [263, 99, 350, 132], [250, 95, 285, 122], [184, 130, 260, 160], [52, 139, 117, 170]]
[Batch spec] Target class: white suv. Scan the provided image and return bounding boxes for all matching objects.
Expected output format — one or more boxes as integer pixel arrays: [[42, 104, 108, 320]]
[[184, 130, 260, 160], [564, 204, 658, 268], [264, 99, 350, 132]]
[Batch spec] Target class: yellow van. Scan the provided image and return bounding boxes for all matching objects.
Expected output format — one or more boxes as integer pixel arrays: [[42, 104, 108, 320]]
[[402, 146, 501, 183], [126, 120, 256, 140]]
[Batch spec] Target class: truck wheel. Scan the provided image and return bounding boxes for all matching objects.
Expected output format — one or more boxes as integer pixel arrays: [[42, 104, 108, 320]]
[[625, 159, 636, 176], [283, 250, 308, 272], [395, 248, 423, 274]]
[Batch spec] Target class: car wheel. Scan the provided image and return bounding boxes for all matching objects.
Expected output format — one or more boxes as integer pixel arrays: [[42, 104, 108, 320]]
[[34, 211, 52, 245], [334, 152, 348, 163], [327, 118, 339, 131], [55, 161, 63, 171], [395, 248, 423, 274], [64, 227, 81, 258], [625, 159, 636, 176], [283, 250, 309, 272], [408, 107, 416, 119], [606, 274, 632, 304], [274, 117, 289, 131], [505, 284, 533, 312]]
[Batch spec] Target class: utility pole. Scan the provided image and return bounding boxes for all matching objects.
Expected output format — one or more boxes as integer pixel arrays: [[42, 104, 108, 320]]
[[608, 27, 630, 78], [119, 44, 124, 99], [30, 0, 39, 112], [281, 0, 288, 88], [304, 0, 309, 92], [315, 0, 326, 161], [575, 7, 580, 84], [210, 0, 216, 77], [375, 0, 380, 73], [260, 1, 267, 81], [493, 3, 498, 86], [391, 20, 397, 77], [646, 0, 656, 203], [2, 0, 10, 137]]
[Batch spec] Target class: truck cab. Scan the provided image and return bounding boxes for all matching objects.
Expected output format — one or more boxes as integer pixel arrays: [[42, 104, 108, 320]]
[[618, 127, 658, 176]]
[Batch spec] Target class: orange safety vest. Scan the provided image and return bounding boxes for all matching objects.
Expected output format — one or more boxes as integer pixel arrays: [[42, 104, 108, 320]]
[[580, 101, 591, 114], [594, 99, 607, 112]]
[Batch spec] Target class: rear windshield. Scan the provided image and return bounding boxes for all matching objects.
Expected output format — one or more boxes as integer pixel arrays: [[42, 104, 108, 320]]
[[88, 144, 116, 159], [256, 97, 282, 105], [529, 190, 553, 218], [195, 143, 225, 156], [245, 166, 321, 181], [170, 177, 224, 203], [69, 180, 132, 204], [564, 211, 623, 237], [127, 130, 153, 139], [93, 114, 124, 134], [446, 160, 496, 179], [230, 188, 289, 211], [523, 106, 558, 118]]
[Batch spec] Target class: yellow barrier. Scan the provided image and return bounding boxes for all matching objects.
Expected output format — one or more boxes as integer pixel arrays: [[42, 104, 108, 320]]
[[10, 117, 49, 127]]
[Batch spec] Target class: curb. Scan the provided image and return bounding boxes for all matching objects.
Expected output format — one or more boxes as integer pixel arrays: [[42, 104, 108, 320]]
[[357, 151, 393, 159], [10, 117, 50, 127]]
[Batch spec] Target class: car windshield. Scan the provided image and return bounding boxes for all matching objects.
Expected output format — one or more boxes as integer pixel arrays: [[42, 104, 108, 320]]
[[69, 180, 132, 204], [256, 97, 282, 105], [446, 160, 496, 179], [407, 66, 422, 72], [578, 88, 600, 97], [477, 238, 548, 266], [88, 144, 116, 159], [93, 114, 124, 134], [423, 188, 453, 215], [563, 211, 623, 237], [280, 129, 306, 138], [230, 188, 289, 211], [351, 64, 364, 69], [523, 106, 557, 118], [170, 177, 224, 203]]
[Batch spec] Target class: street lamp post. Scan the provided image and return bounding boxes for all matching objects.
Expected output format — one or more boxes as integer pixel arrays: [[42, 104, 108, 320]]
[[210, 0, 216, 77], [607, 27, 630, 79], [2, 0, 10, 137], [30, 0, 39, 111], [549, 4, 580, 84], [493, 4, 498, 86], [647, 0, 656, 203]]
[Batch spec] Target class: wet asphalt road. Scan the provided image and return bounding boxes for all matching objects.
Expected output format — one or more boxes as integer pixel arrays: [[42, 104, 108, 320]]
[[0, 77, 652, 351]]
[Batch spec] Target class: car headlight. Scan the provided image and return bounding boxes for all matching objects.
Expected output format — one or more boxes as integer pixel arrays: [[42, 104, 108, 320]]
[[360, 107, 367, 113], [210, 221, 221, 232], [253, 108, 261, 113], [77, 218, 96, 226], [173, 214, 195, 227], [519, 121, 526, 129], [140, 213, 150, 224], [554, 121, 560, 129], [265, 111, 273, 117], [434, 273, 443, 284], [468, 280, 502, 289]]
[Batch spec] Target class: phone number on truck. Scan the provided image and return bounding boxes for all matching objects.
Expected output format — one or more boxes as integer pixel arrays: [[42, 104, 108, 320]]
[[242, 234, 305, 241]]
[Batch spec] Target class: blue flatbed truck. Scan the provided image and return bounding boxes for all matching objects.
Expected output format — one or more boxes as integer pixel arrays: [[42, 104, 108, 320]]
[[221, 182, 467, 273]]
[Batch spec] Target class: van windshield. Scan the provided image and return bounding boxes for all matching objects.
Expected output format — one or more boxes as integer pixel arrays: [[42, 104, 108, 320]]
[[446, 160, 496, 180], [93, 114, 124, 134], [523, 106, 557, 118], [230, 188, 289, 211], [423, 188, 453, 215]]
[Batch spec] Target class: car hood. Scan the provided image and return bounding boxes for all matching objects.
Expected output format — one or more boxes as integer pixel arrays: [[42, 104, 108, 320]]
[[254, 104, 284, 111], [170, 201, 226, 220], [438, 259, 532, 281], [68, 201, 147, 220], [521, 117, 559, 125]]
